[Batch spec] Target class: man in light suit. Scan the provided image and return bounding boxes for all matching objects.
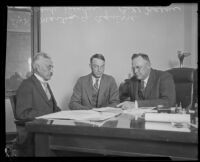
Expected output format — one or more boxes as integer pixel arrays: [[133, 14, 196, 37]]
[[16, 52, 60, 156], [69, 54, 119, 110], [117, 53, 176, 109]]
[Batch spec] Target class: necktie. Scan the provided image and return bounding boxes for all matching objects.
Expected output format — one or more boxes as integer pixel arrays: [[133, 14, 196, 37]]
[[43, 83, 51, 100], [94, 78, 99, 91], [140, 80, 145, 91], [139, 80, 145, 99]]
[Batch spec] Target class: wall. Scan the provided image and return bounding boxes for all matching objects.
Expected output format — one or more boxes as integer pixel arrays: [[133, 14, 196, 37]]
[[40, 4, 198, 110]]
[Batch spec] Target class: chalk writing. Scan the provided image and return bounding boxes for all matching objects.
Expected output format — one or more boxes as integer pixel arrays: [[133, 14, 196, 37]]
[[41, 6, 182, 24]]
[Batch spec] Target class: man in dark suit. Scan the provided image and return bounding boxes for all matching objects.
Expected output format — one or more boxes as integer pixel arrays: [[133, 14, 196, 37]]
[[117, 53, 176, 109], [69, 54, 119, 110], [15, 52, 60, 156]]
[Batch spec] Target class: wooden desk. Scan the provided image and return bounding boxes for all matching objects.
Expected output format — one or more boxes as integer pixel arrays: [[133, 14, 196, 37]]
[[26, 113, 198, 159]]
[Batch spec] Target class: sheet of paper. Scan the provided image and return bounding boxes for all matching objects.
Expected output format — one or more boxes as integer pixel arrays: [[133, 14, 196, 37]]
[[123, 107, 157, 116], [92, 107, 123, 113], [139, 107, 156, 109], [145, 113, 190, 123], [145, 121, 190, 132], [52, 119, 75, 126], [36, 110, 121, 122]]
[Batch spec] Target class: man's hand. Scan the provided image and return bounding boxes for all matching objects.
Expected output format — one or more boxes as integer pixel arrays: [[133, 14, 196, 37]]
[[117, 101, 136, 110]]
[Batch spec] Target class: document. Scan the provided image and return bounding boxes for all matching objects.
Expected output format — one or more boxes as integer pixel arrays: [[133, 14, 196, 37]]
[[92, 107, 123, 113], [123, 107, 157, 116], [36, 110, 121, 122]]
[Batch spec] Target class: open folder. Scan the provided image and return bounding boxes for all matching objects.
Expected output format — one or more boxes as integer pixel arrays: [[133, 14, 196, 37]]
[[36, 109, 121, 122]]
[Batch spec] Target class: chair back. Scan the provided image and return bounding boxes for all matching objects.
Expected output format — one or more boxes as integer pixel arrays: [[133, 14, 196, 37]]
[[9, 95, 17, 120], [9, 94, 25, 126], [167, 68, 197, 109]]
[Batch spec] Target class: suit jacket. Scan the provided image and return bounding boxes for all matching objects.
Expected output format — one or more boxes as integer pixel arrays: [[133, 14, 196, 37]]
[[120, 69, 176, 107], [69, 73, 119, 110], [15, 75, 60, 155], [16, 75, 60, 121]]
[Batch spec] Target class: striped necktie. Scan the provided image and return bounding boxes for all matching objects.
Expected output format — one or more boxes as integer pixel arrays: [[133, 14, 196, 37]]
[[94, 78, 99, 91], [138, 80, 145, 99], [141, 80, 145, 92], [43, 83, 51, 100]]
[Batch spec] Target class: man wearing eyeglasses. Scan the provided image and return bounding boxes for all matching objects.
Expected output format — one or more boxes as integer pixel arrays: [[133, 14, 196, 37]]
[[117, 53, 176, 110], [69, 53, 119, 110]]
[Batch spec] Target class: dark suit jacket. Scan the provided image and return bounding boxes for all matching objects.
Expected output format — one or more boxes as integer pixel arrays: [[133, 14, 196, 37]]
[[69, 73, 119, 110], [16, 75, 60, 121], [119, 69, 176, 107], [15, 75, 60, 154]]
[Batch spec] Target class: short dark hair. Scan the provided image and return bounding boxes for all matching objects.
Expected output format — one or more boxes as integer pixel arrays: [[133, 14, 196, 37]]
[[131, 53, 150, 63], [90, 54, 105, 63]]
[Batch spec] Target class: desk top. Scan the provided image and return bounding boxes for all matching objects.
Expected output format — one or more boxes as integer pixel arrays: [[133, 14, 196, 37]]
[[26, 113, 198, 144]]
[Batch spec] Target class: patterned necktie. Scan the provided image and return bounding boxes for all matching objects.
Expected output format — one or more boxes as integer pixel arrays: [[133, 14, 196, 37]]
[[43, 83, 51, 100], [141, 80, 145, 92], [94, 78, 99, 91], [139, 80, 145, 99]]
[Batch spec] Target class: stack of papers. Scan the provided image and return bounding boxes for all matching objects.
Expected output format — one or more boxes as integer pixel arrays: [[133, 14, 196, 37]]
[[145, 122, 190, 132], [145, 113, 190, 123], [144, 113, 191, 132]]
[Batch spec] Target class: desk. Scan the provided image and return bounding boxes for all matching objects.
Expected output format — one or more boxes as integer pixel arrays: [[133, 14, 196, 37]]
[[26, 113, 198, 159]]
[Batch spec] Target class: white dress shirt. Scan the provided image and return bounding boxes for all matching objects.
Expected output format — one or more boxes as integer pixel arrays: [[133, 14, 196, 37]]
[[92, 75, 101, 89], [143, 75, 149, 88]]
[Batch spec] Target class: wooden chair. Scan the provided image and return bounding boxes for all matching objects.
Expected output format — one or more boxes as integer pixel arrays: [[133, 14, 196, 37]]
[[6, 94, 27, 156]]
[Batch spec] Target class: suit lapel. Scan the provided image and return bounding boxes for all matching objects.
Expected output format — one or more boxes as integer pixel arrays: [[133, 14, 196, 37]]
[[47, 83, 56, 103], [31, 75, 50, 105], [97, 74, 106, 106], [47, 83, 58, 111], [133, 79, 140, 100], [85, 74, 94, 105], [144, 69, 155, 99]]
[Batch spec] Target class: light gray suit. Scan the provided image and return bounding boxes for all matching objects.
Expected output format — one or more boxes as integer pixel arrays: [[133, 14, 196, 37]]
[[69, 73, 119, 110]]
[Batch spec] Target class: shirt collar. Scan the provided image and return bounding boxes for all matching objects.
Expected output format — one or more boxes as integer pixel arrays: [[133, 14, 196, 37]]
[[142, 75, 149, 87], [34, 73, 48, 84], [91, 75, 101, 85]]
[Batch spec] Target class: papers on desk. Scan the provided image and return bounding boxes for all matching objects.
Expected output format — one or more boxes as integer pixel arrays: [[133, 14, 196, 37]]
[[144, 113, 191, 132], [92, 107, 123, 113], [123, 107, 157, 116], [145, 122, 190, 132], [36, 109, 121, 122], [145, 113, 190, 123]]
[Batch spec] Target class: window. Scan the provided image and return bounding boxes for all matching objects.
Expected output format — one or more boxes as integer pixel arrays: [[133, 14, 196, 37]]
[[5, 7, 40, 97]]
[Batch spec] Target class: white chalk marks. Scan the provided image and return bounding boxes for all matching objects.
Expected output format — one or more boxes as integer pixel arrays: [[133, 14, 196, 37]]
[[41, 6, 181, 24]]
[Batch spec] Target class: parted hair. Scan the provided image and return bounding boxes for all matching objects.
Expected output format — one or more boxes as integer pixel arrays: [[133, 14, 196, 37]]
[[90, 53, 105, 63], [131, 53, 150, 63]]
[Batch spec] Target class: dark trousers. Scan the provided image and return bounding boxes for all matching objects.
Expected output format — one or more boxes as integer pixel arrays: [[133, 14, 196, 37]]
[[15, 125, 34, 156]]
